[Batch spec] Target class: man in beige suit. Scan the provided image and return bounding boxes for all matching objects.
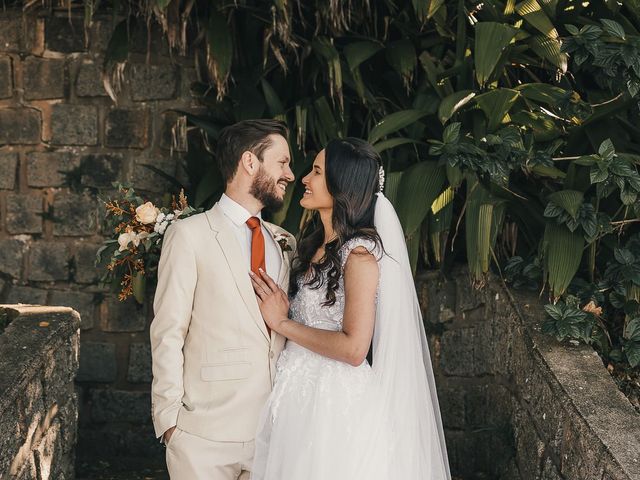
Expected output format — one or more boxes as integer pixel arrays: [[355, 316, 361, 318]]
[[150, 119, 296, 479]]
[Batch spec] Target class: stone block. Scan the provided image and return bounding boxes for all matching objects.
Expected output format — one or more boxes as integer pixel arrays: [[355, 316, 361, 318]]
[[180, 66, 198, 99], [6, 193, 43, 234], [23, 57, 66, 100], [78, 153, 124, 188], [437, 385, 465, 429], [49, 290, 96, 330], [127, 343, 152, 383], [5, 285, 48, 304], [105, 108, 149, 148], [89, 21, 112, 53], [75, 59, 108, 97], [28, 241, 70, 281], [0, 237, 27, 278], [44, 16, 85, 53], [90, 389, 151, 423], [0, 18, 21, 52], [52, 193, 98, 236], [0, 108, 41, 144], [159, 111, 187, 151], [456, 274, 487, 313], [73, 242, 101, 284], [50, 104, 98, 146], [0, 404, 26, 475], [131, 64, 177, 101], [26, 151, 79, 187], [0, 55, 12, 98], [77, 342, 117, 382], [465, 384, 512, 429], [440, 327, 476, 377], [34, 418, 62, 479], [131, 155, 177, 192], [0, 152, 18, 189], [101, 296, 147, 332]]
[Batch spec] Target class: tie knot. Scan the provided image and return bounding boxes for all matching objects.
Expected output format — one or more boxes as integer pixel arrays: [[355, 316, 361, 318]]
[[246, 216, 261, 230]]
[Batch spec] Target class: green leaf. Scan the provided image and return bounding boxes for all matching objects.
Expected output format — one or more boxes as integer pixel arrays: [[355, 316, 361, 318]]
[[373, 138, 424, 154], [385, 39, 417, 80], [474, 22, 518, 87], [438, 90, 476, 124], [443, 122, 461, 144], [516, 0, 559, 39], [132, 270, 146, 304], [261, 78, 285, 117], [601, 19, 626, 40], [515, 83, 570, 105], [474, 88, 520, 132], [547, 190, 584, 218], [343, 41, 382, 70], [625, 342, 640, 368], [598, 139, 616, 160], [396, 162, 447, 235], [543, 223, 584, 298], [530, 35, 568, 72], [207, 8, 233, 86], [626, 318, 640, 342], [368, 110, 430, 144], [384, 171, 403, 208]]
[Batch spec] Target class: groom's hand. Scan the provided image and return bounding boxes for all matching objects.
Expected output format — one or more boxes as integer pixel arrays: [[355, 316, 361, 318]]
[[163, 426, 176, 444]]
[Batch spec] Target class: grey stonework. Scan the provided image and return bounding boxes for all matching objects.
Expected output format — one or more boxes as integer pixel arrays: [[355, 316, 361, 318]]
[[419, 269, 640, 480], [0, 56, 12, 98], [48, 289, 96, 330], [75, 59, 109, 97], [0, 238, 27, 279], [5, 285, 48, 305], [0, 152, 18, 189], [44, 16, 86, 53], [101, 296, 147, 332], [77, 342, 117, 383], [0, 305, 80, 480], [50, 104, 98, 145], [127, 343, 152, 383], [28, 241, 71, 282], [106, 108, 149, 148], [52, 193, 98, 236], [0, 108, 41, 144], [23, 57, 66, 100], [131, 64, 178, 101], [6, 193, 43, 234], [26, 151, 79, 187]]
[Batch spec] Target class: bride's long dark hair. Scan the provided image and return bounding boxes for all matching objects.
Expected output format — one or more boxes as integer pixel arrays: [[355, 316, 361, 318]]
[[290, 137, 383, 306]]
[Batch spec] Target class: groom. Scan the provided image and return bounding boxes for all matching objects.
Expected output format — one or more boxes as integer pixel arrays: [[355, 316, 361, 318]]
[[150, 119, 296, 479]]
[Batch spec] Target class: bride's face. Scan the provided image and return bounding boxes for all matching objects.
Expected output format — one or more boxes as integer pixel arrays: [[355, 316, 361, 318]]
[[300, 150, 334, 211]]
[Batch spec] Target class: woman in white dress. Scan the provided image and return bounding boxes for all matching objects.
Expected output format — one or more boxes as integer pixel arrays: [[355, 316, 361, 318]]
[[249, 138, 451, 480]]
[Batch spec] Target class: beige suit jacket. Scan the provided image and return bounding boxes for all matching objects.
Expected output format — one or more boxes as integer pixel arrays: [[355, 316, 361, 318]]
[[150, 202, 295, 442]]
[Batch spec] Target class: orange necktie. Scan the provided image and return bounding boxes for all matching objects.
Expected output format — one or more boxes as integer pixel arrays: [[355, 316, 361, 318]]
[[246, 216, 270, 336]]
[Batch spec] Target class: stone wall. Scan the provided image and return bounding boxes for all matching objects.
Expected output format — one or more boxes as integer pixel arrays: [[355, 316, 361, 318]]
[[0, 10, 198, 470], [420, 267, 640, 479], [0, 305, 80, 480]]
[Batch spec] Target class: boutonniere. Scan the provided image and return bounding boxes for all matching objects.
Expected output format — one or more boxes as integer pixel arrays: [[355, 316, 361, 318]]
[[274, 232, 293, 253]]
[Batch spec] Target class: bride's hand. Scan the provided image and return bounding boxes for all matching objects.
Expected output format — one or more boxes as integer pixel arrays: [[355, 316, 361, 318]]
[[250, 269, 290, 333]]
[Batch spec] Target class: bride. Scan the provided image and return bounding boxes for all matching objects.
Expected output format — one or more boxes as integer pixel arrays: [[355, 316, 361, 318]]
[[249, 138, 451, 479]]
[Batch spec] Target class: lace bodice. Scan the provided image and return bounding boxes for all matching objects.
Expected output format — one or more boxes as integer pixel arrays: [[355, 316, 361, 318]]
[[288, 237, 379, 332]]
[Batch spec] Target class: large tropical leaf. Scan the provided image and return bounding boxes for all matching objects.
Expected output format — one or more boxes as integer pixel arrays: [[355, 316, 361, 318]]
[[474, 88, 520, 132], [206, 8, 233, 98], [438, 90, 476, 124], [516, 0, 559, 39], [396, 162, 447, 235], [543, 223, 585, 298], [368, 110, 430, 144], [474, 22, 518, 87]]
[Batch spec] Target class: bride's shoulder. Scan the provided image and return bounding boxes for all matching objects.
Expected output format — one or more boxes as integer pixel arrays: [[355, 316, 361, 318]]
[[340, 236, 381, 268]]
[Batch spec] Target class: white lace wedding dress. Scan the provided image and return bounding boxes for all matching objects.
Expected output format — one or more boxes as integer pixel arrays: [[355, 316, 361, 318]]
[[252, 194, 451, 480], [251, 238, 390, 480]]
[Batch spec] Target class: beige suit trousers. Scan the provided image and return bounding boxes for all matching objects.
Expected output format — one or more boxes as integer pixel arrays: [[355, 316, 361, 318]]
[[166, 428, 254, 480]]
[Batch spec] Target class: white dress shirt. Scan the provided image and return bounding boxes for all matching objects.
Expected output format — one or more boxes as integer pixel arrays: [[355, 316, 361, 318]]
[[218, 193, 282, 281]]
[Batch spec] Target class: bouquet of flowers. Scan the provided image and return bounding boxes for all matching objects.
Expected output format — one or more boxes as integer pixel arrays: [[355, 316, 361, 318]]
[[98, 184, 201, 303]]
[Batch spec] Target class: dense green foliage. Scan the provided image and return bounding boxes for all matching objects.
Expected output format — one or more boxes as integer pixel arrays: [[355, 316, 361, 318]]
[[93, 0, 640, 370]]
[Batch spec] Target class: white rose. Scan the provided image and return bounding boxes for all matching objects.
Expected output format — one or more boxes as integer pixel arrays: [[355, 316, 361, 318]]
[[155, 212, 166, 224], [135, 202, 159, 224], [165, 213, 175, 222], [154, 220, 168, 235], [118, 231, 135, 252]]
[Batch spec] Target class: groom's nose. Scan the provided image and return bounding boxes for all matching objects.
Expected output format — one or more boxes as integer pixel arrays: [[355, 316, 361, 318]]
[[284, 165, 295, 182]]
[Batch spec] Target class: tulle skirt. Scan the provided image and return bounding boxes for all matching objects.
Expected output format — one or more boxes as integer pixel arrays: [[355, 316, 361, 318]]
[[251, 342, 391, 480]]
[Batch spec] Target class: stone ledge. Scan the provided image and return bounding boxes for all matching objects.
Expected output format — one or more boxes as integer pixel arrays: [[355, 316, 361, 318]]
[[507, 289, 640, 480]]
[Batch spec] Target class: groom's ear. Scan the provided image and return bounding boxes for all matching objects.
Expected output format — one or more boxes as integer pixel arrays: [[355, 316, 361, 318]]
[[239, 151, 258, 176]]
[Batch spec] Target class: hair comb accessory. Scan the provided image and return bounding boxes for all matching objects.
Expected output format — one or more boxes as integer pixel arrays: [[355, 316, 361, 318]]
[[378, 165, 385, 193]]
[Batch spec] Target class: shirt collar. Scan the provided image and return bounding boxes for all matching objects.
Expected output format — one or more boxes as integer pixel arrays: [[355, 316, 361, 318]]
[[219, 193, 262, 227]]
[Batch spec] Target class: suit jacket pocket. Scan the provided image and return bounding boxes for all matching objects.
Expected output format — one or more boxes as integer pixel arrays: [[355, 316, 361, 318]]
[[200, 361, 252, 382]]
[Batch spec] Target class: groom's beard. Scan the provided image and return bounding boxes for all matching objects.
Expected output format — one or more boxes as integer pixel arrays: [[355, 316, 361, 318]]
[[250, 166, 286, 211]]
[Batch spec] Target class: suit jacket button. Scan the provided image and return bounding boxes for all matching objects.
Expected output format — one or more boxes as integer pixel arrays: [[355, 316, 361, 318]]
[[269, 351, 274, 359]]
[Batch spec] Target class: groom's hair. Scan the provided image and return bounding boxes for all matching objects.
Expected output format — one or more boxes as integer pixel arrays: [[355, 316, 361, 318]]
[[216, 119, 289, 184]]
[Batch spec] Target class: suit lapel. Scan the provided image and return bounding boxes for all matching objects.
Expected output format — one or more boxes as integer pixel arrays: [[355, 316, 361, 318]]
[[206, 204, 270, 342], [263, 222, 291, 290]]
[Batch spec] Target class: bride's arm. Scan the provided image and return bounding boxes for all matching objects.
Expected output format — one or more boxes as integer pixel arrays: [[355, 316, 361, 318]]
[[250, 247, 378, 367]]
